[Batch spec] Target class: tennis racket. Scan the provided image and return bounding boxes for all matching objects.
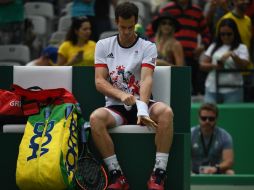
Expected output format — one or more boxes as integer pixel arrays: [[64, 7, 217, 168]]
[[75, 126, 108, 190]]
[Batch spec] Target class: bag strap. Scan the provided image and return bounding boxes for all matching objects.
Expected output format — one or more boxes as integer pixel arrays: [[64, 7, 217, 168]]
[[27, 86, 43, 91]]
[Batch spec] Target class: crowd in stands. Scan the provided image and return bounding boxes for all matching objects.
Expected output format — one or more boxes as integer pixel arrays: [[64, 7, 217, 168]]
[[0, 0, 253, 102]]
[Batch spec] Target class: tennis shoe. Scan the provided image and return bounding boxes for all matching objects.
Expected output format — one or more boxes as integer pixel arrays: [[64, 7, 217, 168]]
[[147, 168, 167, 190], [107, 169, 130, 190]]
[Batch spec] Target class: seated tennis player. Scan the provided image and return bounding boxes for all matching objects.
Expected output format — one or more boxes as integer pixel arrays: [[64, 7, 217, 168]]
[[89, 2, 174, 190]]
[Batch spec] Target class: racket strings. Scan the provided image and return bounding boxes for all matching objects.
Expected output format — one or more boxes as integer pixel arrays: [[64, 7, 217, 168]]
[[76, 158, 106, 190]]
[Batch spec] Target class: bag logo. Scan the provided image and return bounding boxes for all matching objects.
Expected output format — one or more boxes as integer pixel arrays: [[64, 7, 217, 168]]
[[10, 100, 21, 107], [65, 118, 78, 175], [27, 121, 55, 161]]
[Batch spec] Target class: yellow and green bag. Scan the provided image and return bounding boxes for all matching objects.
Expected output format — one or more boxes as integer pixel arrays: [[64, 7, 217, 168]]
[[16, 103, 84, 190]]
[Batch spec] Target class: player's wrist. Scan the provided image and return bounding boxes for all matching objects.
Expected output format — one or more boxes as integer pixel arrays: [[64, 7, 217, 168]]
[[136, 100, 149, 117]]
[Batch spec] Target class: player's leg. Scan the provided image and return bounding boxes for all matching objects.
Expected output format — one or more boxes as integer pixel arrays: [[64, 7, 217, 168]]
[[90, 107, 130, 190], [90, 107, 116, 158], [147, 102, 174, 190]]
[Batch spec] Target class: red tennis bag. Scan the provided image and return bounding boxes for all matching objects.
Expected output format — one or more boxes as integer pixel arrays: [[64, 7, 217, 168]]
[[0, 84, 78, 124], [0, 89, 23, 116]]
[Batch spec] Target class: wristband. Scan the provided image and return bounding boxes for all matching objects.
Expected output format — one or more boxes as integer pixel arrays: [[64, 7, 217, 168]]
[[136, 100, 149, 117]]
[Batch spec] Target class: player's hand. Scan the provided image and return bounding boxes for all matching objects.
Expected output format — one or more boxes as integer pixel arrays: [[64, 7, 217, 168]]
[[137, 116, 158, 129], [120, 93, 136, 106], [202, 166, 217, 174]]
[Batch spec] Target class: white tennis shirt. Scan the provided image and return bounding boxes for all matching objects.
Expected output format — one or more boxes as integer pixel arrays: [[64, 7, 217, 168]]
[[95, 35, 157, 106]]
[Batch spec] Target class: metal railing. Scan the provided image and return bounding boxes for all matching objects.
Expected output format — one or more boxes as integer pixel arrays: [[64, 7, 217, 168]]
[[215, 69, 254, 102]]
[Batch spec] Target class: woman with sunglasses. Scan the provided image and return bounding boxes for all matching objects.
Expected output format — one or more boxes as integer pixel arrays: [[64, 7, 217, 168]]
[[200, 18, 250, 103], [151, 11, 184, 66], [191, 103, 235, 175], [57, 16, 96, 66]]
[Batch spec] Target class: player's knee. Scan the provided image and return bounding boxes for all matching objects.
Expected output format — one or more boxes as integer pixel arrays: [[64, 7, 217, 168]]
[[89, 109, 105, 130], [160, 106, 174, 121], [157, 106, 173, 131], [165, 106, 174, 118]]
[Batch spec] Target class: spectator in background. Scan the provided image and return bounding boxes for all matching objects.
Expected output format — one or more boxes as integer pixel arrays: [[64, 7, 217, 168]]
[[23, 18, 43, 59], [94, 0, 118, 41], [57, 16, 96, 66], [245, 0, 254, 62], [219, 0, 253, 102], [147, 0, 211, 95], [200, 18, 250, 103], [191, 103, 235, 175], [192, 0, 209, 9], [71, 0, 96, 41], [150, 0, 170, 16], [219, 0, 252, 52], [72, 0, 95, 17], [0, 0, 24, 44], [204, 0, 233, 39], [152, 11, 184, 66], [26, 46, 58, 66], [23, 18, 36, 52]]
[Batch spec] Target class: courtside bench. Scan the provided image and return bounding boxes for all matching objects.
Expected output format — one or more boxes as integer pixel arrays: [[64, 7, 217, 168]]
[[0, 66, 191, 190]]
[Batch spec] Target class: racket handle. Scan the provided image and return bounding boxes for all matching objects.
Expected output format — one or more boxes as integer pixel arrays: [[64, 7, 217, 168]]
[[65, 105, 73, 118], [81, 124, 87, 143], [44, 107, 51, 119]]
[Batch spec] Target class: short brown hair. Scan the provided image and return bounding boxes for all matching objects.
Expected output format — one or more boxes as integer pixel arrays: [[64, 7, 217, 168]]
[[115, 2, 139, 22], [198, 103, 219, 118]]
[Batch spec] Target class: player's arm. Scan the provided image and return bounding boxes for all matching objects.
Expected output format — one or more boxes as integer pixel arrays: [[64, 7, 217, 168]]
[[136, 43, 158, 128], [95, 67, 136, 105], [139, 66, 153, 104], [137, 66, 158, 128]]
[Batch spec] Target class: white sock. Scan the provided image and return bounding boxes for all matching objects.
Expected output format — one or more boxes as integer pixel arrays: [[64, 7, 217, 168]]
[[104, 154, 122, 172], [153, 152, 169, 171]]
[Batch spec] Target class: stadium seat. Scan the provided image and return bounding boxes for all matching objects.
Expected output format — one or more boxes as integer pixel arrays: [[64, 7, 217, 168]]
[[61, 2, 73, 16], [24, 2, 55, 33], [57, 15, 72, 32], [24, 2, 54, 19], [48, 31, 67, 46], [0, 45, 30, 65], [25, 15, 47, 46]]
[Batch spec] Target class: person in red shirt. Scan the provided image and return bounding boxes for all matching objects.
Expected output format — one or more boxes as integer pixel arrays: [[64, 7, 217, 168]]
[[147, 0, 211, 95]]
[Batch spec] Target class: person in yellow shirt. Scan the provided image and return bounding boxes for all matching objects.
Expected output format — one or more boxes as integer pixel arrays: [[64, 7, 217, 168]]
[[218, 0, 252, 51], [57, 16, 96, 66]]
